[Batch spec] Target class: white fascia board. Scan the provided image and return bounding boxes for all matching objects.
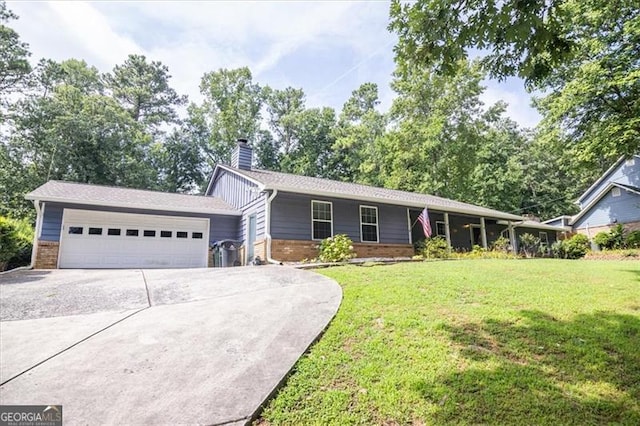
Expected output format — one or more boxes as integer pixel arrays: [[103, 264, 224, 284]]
[[212, 165, 266, 190], [576, 155, 625, 203], [496, 220, 571, 232], [24, 195, 242, 217], [269, 186, 524, 221], [569, 183, 616, 225]]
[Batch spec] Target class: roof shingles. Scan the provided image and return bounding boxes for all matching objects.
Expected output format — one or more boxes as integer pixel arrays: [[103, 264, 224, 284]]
[[223, 166, 524, 221], [26, 180, 239, 215]]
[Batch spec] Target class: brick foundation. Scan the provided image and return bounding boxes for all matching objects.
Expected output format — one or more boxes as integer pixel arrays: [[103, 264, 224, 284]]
[[34, 241, 59, 269], [575, 220, 640, 238], [270, 239, 414, 262], [253, 239, 267, 263]]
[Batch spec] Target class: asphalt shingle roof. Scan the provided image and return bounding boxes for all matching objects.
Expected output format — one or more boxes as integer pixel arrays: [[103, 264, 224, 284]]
[[224, 166, 525, 221], [26, 180, 240, 215]]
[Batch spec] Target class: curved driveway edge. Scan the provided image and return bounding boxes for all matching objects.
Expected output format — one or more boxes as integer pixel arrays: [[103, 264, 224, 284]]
[[0, 266, 342, 425]]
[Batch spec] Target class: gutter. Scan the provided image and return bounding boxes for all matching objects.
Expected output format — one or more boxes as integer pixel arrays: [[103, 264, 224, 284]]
[[264, 189, 281, 265], [24, 195, 242, 217]]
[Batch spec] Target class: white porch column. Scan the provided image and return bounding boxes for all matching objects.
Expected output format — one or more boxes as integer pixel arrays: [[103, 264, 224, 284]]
[[480, 217, 488, 249], [508, 221, 517, 254], [444, 212, 452, 250], [407, 208, 412, 245]]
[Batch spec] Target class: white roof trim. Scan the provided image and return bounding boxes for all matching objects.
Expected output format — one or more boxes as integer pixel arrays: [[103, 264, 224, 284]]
[[497, 220, 571, 232], [541, 215, 573, 224], [570, 182, 640, 225], [206, 164, 265, 195], [576, 154, 640, 204], [25, 195, 242, 216]]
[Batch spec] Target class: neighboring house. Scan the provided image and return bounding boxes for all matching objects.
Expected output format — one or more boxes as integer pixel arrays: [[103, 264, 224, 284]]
[[565, 155, 640, 238], [26, 141, 562, 269]]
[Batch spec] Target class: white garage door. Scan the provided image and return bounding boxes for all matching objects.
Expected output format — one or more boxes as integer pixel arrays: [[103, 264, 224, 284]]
[[59, 209, 209, 269]]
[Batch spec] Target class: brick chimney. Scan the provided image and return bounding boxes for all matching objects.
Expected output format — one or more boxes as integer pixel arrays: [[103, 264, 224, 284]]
[[231, 138, 252, 170]]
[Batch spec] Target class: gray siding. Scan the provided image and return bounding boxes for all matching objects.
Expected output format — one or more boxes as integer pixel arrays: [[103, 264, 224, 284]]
[[580, 158, 640, 207], [240, 195, 266, 243], [208, 170, 260, 209], [40, 204, 64, 242], [271, 192, 410, 244], [40, 202, 240, 245], [231, 144, 253, 170], [574, 188, 640, 229]]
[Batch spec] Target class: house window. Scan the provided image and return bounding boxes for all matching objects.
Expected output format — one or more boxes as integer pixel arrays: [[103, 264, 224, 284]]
[[126, 229, 139, 236], [107, 228, 121, 236], [192, 232, 203, 239], [143, 230, 156, 237], [539, 232, 548, 246], [160, 231, 172, 238], [360, 206, 379, 243], [612, 187, 621, 197], [68, 226, 83, 234], [436, 221, 446, 237], [176, 231, 188, 239], [88, 227, 102, 235], [311, 200, 333, 240]]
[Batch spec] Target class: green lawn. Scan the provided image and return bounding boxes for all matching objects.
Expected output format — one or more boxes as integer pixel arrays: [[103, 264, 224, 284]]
[[259, 260, 640, 425]]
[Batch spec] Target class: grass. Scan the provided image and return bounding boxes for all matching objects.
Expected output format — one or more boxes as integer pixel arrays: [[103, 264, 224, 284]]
[[259, 259, 640, 425]]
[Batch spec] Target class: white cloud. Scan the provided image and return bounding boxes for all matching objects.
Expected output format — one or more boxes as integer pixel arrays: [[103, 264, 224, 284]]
[[7, 1, 540, 128]]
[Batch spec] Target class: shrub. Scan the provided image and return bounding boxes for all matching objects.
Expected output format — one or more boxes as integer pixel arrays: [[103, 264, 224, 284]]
[[519, 233, 541, 258], [552, 234, 590, 259], [625, 230, 640, 249], [0, 216, 33, 271], [317, 234, 355, 263], [491, 236, 510, 252], [421, 236, 449, 259], [608, 224, 626, 249], [593, 231, 613, 249]]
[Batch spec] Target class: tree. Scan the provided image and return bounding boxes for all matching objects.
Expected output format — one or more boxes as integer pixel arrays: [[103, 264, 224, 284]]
[[150, 128, 206, 193], [331, 83, 386, 182], [106, 54, 187, 132], [2, 59, 158, 217], [279, 107, 337, 178], [469, 103, 527, 213], [197, 67, 263, 165], [367, 61, 487, 200], [0, 1, 31, 103], [389, 0, 640, 159], [263, 86, 306, 157]]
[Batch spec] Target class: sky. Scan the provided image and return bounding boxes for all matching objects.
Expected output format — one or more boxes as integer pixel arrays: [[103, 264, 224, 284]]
[[9, 1, 541, 128]]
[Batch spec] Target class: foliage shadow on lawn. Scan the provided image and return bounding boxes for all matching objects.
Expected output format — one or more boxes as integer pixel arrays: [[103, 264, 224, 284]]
[[423, 310, 640, 424]]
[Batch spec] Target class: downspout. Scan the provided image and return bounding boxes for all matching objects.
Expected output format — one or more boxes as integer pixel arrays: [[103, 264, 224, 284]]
[[30, 200, 43, 269], [264, 189, 281, 264]]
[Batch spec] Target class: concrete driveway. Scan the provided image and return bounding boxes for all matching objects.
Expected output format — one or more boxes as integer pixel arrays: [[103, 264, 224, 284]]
[[0, 266, 342, 425]]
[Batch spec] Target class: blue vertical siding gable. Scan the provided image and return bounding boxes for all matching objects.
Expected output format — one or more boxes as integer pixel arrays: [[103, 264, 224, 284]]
[[574, 187, 640, 228], [580, 157, 640, 207]]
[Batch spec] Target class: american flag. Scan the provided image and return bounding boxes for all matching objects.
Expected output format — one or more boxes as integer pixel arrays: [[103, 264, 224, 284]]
[[417, 207, 432, 238]]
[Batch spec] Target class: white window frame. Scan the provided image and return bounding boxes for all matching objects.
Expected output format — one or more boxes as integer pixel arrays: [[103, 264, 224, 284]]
[[436, 221, 446, 237], [539, 231, 548, 246], [612, 187, 621, 197], [311, 200, 333, 240], [359, 205, 379, 243]]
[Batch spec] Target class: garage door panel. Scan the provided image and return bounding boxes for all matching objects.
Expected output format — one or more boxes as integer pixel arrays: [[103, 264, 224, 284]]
[[59, 209, 209, 269]]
